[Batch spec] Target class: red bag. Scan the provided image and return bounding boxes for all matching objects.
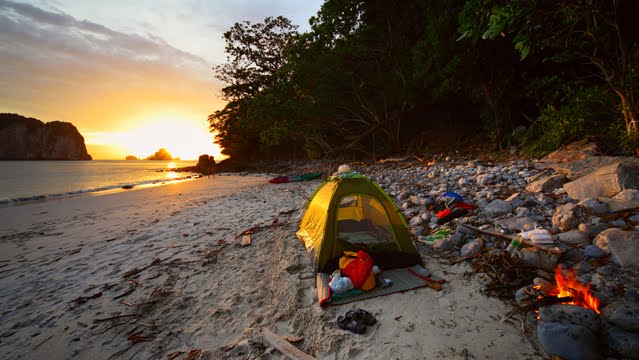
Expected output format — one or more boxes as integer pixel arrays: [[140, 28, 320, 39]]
[[341, 250, 374, 289]]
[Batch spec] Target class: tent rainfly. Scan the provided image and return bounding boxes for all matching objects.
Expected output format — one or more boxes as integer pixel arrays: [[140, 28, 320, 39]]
[[296, 173, 423, 274]]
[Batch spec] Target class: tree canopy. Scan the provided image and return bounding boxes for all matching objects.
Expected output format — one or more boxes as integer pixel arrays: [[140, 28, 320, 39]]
[[209, 0, 639, 162]]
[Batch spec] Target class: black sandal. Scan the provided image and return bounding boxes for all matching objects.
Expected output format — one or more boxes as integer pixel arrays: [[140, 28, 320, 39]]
[[352, 308, 376, 326], [337, 315, 366, 334]]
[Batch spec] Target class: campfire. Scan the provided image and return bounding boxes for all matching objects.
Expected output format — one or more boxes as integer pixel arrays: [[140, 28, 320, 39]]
[[522, 266, 600, 314], [547, 266, 600, 314]]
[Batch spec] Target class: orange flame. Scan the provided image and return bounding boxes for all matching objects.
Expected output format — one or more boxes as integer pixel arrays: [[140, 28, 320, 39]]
[[550, 266, 600, 314]]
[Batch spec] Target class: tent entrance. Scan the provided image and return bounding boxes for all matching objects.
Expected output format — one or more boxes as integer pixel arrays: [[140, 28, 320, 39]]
[[336, 194, 397, 248]]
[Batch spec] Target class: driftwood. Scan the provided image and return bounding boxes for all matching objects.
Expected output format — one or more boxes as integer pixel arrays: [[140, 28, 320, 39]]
[[122, 257, 163, 278], [113, 287, 136, 300], [93, 313, 140, 323], [459, 224, 562, 255], [73, 291, 102, 304], [236, 222, 286, 239], [262, 328, 316, 360]]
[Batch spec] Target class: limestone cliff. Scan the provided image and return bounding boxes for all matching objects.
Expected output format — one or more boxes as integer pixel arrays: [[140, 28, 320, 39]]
[[0, 113, 92, 160]]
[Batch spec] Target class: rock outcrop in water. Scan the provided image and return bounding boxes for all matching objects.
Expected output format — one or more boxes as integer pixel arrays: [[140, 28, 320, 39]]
[[0, 113, 92, 160]]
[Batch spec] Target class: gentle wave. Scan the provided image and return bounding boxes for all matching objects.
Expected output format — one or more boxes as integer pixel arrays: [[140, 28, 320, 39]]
[[0, 173, 201, 206]]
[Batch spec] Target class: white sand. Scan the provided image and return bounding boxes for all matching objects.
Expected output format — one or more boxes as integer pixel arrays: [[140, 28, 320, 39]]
[[0, 175, 543, 359]]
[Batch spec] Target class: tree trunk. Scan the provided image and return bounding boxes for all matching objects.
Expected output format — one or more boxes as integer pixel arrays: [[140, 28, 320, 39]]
[[614, 89, 639, 155], [619, 92, 638, 134]]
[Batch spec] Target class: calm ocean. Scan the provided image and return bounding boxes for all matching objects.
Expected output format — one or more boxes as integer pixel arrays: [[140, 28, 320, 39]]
[[0, 160, 198, 204]]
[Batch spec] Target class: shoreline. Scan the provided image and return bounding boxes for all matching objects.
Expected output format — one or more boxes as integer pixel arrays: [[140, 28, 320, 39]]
[[0, 175, 204, 207], [0, 159, 204, 206]]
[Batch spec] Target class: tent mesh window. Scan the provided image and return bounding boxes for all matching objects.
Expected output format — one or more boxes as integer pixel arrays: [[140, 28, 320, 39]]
[[336, 195, 396, 246]]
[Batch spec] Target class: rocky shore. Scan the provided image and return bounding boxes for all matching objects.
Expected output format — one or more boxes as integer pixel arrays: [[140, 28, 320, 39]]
[[334, 143, 639, 360]]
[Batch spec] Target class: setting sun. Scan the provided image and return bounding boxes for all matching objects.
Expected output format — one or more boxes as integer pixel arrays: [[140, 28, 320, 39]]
[[83, 111, 224, 160]]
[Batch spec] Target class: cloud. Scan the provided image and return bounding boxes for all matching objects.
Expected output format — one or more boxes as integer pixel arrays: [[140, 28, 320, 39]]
[[0, 0, 222, 129]]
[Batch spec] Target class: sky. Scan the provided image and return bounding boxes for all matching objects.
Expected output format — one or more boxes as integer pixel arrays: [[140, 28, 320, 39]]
[[0, 0, 324, 159]]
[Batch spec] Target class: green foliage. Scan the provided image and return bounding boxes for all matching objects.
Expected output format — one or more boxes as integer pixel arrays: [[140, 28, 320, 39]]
[[520, 86, 615, 157], [609, 112, 639, 155], [208, 0, 638, 162]]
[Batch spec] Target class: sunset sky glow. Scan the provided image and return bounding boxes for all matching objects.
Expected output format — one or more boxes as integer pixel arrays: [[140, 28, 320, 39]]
[[0, 0, 322, 159]]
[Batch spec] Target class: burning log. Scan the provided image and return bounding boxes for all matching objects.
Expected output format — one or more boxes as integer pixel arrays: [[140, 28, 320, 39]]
[[549, 266, 600, 314], [517, 268, 600, 312]]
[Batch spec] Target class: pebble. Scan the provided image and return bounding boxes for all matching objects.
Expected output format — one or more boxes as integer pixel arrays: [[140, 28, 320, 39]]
[[432, 238, 453, 251], [610, 219, 626, 228], [460, 240, 481, 257], [584, 245, 606, 259]]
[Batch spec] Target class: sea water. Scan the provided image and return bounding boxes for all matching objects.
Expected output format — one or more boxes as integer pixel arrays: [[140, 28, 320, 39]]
[[0, 160, 198, 204]]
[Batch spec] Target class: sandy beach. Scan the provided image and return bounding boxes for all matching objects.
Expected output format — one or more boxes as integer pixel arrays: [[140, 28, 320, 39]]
[[0, 174, 544, 359]]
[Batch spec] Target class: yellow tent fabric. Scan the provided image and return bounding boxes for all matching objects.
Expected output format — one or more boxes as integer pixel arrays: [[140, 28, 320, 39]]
[[296, 174, 423, 273]]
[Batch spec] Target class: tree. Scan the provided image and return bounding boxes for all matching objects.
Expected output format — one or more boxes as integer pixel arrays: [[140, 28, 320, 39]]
[[459, 0, 639, 153], [209, 16, 301, 160]]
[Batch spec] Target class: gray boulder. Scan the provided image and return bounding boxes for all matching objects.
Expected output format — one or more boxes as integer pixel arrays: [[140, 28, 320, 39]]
[[603, 323, 639, 360], [537, 322, 602, 360], [518, 248, 559, 272], [539, 304, 601, 332], [602, 299, 639, 332], [557, 230, 589, 246], [564, 162, 639, 200], [526, 173, 567, 193], [594, 228, 639, 268], [482, 199, 513, 218], [613, 189, 639, 201]]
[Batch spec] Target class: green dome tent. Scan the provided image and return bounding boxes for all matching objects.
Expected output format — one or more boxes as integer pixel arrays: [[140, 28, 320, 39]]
[[296, 173, 424, 274]]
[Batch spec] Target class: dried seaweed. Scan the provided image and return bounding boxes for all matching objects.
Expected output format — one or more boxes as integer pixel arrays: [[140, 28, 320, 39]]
[[468, 252, 538, 299]]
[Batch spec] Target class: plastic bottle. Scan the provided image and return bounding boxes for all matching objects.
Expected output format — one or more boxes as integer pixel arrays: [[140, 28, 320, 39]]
[[506, 238, 521, 254]]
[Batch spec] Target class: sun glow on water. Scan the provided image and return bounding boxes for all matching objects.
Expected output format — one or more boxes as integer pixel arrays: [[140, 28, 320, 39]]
[[166, 171, 179, 180]]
